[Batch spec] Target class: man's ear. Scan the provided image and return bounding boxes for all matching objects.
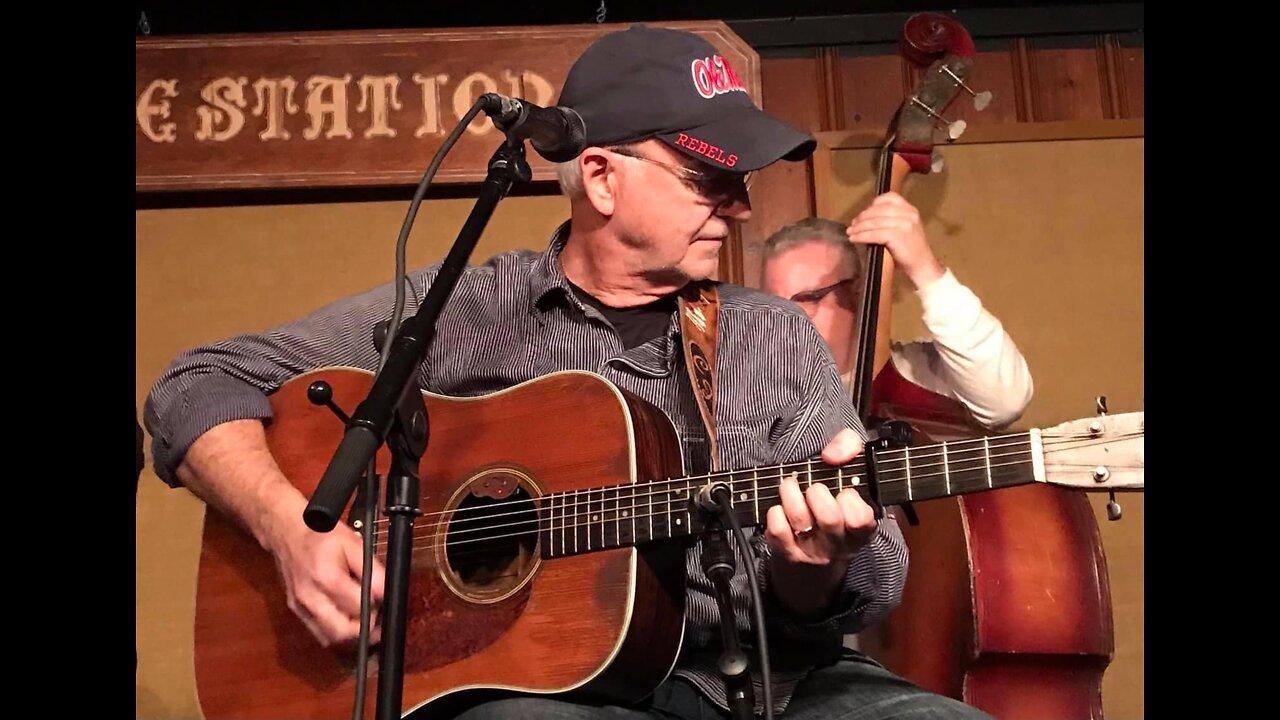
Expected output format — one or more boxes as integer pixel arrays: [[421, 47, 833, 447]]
[[580, 148, 616, 217]]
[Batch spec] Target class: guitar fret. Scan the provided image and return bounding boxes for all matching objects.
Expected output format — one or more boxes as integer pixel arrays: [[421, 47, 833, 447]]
[[603, 489, 610, 548], [665, 479, 675, 535], [611, 486, 621, 548], [752, 469, 760, 523], [673, 482, 684, 536], [648, 481, 654, 542], [837, 466, 844, 493], [607, 488, 616, 548], [598, 488, 607, 550], [609, 487, 618, 547], [984, 437, 993, 489], [905, 447, 913, 502], [632, 486, 637, 545], [684, 481, 692, 534], [671, 483, 682, 536], [582, 491, 590, 552], [942, 441, 950, 496], [615, 486, 623, 547], [665, 482, 673, 538], [573, 489, 580, 554], [733, 473, 746, 525], [679, 483, 688, 531], [584, 489, 592, 552], [597, 488, 607, 549], [546, 494, 556, 557], [589, 490, 598, 551]]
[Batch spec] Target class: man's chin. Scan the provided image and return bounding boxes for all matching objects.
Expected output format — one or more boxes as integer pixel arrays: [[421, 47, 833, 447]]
[[681, 255, 722, 282]]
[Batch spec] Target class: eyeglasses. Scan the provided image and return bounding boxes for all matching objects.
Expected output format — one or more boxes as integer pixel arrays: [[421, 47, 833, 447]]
[[789, 277, 857, 306], [608, 147, 753, 203]]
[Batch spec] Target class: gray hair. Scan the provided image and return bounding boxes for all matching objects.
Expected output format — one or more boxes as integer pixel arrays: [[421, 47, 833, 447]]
[[554, 141, 649, 200], [555, 159, 586, 199], [762, 217, 864, 277]]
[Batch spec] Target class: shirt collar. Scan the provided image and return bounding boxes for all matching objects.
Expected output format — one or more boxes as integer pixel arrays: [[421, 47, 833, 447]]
[[528, 221, 683, 374], [527, 221, 577, 313]]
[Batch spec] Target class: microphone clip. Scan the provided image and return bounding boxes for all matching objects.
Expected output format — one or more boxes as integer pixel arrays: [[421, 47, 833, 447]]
[[480, 93, 524, 130], [478, 92, 586, 163]]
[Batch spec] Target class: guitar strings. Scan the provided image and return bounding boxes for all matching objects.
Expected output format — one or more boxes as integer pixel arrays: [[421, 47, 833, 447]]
[[386, 445, 1147, 568], [363, 434, 1141, 560], [371, 425, 1141, 543], [368, 431, 1136, 536]]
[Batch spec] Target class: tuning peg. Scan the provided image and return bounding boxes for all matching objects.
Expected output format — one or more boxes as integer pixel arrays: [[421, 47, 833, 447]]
[[930, 151, 945, 173], [1086, 395, 1110, 434], [1106, 491, 1123, 521], [1095, 396, 1125, 521], [911, 97, 966, 141], [941, 66, 993, 111]]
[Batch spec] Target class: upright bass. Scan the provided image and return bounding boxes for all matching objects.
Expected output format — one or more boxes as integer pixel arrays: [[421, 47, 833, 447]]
[[847, 14, 1116, 719]]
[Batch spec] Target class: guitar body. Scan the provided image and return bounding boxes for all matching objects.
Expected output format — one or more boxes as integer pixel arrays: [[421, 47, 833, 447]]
[[193, 369, 689, 719]]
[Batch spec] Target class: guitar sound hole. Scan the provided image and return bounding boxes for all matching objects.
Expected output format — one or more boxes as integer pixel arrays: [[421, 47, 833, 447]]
[[443, 481, 539, 602]]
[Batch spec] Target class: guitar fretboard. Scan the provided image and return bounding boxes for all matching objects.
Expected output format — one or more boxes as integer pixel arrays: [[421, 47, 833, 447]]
[[538, 433, 1036, 558]]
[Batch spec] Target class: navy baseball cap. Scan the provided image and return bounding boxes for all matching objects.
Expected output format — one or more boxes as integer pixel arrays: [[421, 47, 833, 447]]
[[557, 25, 816, 173]]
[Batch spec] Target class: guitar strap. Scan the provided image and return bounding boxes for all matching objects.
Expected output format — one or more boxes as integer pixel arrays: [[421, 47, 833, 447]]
[[677, 281, 721, 473]]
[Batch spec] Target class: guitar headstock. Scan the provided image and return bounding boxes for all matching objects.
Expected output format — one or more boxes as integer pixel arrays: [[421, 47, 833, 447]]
[[1037, 410, 1144, 493], [888, 13, 990, 175]]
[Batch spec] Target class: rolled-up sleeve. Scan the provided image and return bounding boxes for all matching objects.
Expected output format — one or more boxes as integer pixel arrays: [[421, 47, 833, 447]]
[[144, 269, 436, 485]]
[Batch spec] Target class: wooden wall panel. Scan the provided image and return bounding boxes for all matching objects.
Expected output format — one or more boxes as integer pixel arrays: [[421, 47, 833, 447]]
[[1023, 36, 1108, 122], [743, 33, 1144, 288], [837, 45, 906, 132], [743, 55, 824, 289], [1119, 40, 1144, 119]]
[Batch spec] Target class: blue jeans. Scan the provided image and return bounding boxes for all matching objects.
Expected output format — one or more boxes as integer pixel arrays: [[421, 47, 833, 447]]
[[449, 654, 996, 719]]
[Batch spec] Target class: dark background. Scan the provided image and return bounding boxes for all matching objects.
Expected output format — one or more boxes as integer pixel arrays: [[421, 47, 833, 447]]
[[134, 1, 1143, 45]]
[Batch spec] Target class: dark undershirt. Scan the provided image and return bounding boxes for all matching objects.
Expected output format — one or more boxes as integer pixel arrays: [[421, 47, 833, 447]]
[[569, 282, 677, 350]]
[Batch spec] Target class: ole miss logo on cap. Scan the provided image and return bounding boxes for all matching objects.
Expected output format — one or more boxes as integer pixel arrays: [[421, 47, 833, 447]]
[[690, 55, 746, 99]]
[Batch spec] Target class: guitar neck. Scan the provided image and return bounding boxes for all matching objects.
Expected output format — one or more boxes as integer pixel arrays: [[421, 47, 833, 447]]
[[541, 431, 1038, 558]]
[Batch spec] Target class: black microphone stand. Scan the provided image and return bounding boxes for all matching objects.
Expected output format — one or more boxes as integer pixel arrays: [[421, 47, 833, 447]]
[[699, 488, 756, 720], [302, 125, 532, 720], [373, 390, 428, 720]]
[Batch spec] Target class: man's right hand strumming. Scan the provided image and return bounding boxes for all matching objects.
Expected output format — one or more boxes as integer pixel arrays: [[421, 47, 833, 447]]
[[176, 419, 387, 647], [265, 496, 386, 647]]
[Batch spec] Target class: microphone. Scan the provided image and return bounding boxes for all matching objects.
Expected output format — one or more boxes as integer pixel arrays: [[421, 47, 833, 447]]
[[480, 93, 586, 163]]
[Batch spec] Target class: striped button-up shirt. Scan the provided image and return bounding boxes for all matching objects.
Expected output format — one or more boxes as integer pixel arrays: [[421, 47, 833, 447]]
[[145, 224, 908, 715]]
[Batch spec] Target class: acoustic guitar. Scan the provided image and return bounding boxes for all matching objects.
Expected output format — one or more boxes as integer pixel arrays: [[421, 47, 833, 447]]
[[192, 367, 1143, 719]]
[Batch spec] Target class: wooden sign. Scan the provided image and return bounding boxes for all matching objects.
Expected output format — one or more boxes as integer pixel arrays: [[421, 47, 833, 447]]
[[135, 22, 760, 192]]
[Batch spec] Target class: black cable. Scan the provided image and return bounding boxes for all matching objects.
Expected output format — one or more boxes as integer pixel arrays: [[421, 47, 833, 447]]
[[713, 487, 774, 720]]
